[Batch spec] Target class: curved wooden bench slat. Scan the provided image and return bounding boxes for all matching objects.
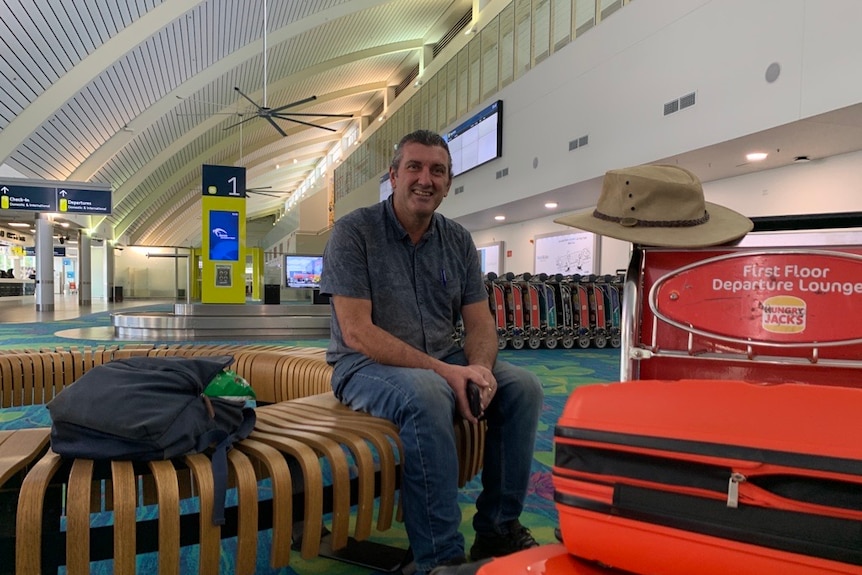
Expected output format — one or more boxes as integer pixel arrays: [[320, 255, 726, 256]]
[[111, 460, 138, 575], [235, 438, 293, 569], [253, 409, 352, 550], [264, 401, 378, 541], [274, 397, 401, 532], [148, 459, 181, 575], [15, 450, 63, 575], [227, 448, 259, 575], [67, 458, 95, 574], [247, 429, 324, 559], [184, 453, 221, 575], [0, 428, 50, 486]]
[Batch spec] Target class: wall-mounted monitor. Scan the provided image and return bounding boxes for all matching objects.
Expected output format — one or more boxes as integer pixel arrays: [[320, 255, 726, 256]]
[[444, 100, 503, 177], [284, 253, 323, 289]]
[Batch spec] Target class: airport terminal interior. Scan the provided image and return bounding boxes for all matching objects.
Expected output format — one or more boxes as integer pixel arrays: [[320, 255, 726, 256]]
[[2, 0, 862, 574]]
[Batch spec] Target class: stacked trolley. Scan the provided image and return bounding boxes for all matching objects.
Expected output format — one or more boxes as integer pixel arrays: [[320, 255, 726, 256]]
[[484, 273, 623, 350], [479, 212, 862, 575]]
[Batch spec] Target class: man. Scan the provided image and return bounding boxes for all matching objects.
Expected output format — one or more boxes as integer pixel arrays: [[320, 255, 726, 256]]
[[320, 130, 543, 575]]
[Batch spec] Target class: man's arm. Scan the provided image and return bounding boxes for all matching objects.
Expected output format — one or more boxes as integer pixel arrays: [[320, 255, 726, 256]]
[[460, 299, 498, 372], [332, 294, 491, 422]]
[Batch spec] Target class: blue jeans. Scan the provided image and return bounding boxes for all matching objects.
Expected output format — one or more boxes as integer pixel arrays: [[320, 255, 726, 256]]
[[331, 350, 543, 574]]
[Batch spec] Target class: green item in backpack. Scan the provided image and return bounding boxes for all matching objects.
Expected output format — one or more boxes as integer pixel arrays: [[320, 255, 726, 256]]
[[204, 370, 257, 403]]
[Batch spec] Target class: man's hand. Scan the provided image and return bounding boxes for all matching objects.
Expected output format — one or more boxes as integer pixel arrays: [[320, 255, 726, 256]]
[[439, 363, 497, 423]]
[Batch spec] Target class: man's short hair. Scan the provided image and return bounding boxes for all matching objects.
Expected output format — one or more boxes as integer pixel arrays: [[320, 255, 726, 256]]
[[390, 129, 453, 178]]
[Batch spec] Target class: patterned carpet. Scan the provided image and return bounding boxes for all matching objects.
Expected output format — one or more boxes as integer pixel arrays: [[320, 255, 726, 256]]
[[0, 304, 621, 574]]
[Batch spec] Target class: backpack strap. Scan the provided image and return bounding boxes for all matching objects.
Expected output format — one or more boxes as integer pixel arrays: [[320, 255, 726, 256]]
[[197, 407, 257, 525]]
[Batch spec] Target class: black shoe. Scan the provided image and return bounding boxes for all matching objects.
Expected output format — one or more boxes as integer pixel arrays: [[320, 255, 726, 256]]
[[470, 520, 539, 561], [428, 557, 492, 575]]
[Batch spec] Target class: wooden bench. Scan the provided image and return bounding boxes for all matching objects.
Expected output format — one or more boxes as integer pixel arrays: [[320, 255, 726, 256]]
[[0, 345, 486, 574]]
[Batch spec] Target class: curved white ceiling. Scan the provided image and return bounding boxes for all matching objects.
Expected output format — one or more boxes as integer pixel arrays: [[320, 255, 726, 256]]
[[0, 0, 472, 246]]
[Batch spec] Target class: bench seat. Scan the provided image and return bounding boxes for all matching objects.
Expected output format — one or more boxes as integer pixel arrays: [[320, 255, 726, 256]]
[[0, 345, 486, 574]]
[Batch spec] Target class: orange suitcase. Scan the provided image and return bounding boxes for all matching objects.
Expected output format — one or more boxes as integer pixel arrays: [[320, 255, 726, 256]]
[[553, 379, 862, 575], [476, 544, 633, 575]]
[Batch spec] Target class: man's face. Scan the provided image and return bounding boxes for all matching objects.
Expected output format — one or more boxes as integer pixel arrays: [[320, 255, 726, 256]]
[[389, 141, 452, 221]]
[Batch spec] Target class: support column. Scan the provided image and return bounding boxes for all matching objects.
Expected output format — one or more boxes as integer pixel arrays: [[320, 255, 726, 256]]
[[78, 234, 92, 306], [105, 240, 115, 302], [35, 214, 54, 311]]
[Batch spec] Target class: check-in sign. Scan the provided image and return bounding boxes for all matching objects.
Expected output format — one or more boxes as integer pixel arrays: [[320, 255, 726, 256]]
[[58, 188, 112, 214], [0, 184, 57, 211], [1, 182, 112, 214]]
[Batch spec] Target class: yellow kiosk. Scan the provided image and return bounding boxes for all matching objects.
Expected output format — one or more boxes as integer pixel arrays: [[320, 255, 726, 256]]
[[200, 164, 247, 304]]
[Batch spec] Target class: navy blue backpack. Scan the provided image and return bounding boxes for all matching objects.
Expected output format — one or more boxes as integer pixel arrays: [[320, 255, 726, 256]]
[[47, 355, 256, 525]]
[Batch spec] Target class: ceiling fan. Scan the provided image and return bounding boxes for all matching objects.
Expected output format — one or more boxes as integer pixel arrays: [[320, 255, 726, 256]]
[[246, 186, 291, 199], [225, 0, 353, 137]]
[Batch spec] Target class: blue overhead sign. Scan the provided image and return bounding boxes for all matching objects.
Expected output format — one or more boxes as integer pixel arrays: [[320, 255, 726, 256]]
[[0, 180, 111, 214], [202, 164, 246, 198], [58, 187, 112, 214], [0, 184, 57, 211]]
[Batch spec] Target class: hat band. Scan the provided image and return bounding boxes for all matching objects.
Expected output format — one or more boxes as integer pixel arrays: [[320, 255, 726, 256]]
[[592, 209, 710, 228]]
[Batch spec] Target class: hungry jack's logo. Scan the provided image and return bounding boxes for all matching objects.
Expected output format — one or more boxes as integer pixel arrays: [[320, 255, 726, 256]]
[[760, 295, 806, 334]]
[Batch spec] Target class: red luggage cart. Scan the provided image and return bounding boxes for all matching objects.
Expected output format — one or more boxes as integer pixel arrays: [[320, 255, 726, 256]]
[[480, 213, 862, 575]]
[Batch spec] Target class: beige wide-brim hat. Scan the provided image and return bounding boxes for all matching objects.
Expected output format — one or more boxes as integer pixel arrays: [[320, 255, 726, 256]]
[[555, 165, 753, 247]]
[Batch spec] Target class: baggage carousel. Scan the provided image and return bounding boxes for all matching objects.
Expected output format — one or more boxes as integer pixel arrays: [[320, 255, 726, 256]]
[[108, 302, 331, 340]]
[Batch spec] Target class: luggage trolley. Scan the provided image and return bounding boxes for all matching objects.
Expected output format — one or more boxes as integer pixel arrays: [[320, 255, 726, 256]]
[[571, 275, 593, 349], [506, 273, 530, 350], [594, 274, 621, 348], [479, 212, 862, 575], [485, 272, 509, 350], [522, 273, 545, 349], [548, 274, 577, 349], [538, 274, 561, 349]]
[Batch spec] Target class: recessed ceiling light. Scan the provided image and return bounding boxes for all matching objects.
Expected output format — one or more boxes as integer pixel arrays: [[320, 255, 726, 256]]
[[746, 152, 768, 162], [8, 222, 29, 228], [544, 202, 558, 209], [494, 215, 506, 221]]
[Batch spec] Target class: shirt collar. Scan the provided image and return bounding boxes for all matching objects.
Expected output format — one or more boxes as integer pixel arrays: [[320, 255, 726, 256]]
[[384, 194, 439, 242]]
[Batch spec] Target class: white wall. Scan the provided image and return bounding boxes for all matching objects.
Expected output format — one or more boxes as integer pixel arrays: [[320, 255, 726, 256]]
[[326, 0, 862, 277], [439, 0, 862, 221], [112, 246, 191, 298], [479, 148, 862, 275]]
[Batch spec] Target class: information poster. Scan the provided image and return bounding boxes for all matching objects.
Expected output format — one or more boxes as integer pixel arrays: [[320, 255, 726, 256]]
[[534, 231, 597, 275], [477, 242, 503, 276], [215, 264, 232, 287]]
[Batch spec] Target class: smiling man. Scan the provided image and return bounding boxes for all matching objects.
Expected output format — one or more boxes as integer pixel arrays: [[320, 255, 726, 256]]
[[320, 130, 543, 575]]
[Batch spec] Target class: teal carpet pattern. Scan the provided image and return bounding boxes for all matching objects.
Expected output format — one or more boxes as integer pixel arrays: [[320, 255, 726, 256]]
[[0, 304, 621, 574]]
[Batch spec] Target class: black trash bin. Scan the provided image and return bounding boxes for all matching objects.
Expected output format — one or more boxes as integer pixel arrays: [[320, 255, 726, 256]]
[[264, 284, 280, 304], [111, 286, 124, 302]]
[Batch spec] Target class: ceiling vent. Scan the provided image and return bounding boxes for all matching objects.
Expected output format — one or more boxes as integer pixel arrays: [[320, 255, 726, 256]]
[[664, 91, 696, 116], [679, 91, 696, 110], [569, 134, 590, 151]]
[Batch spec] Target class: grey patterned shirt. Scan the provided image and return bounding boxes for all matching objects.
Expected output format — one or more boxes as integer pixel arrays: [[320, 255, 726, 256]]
[[320, 196, 487, 365]]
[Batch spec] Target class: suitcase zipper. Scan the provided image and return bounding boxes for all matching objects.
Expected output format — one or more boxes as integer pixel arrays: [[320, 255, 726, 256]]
[[726, 472, 746, 508]]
